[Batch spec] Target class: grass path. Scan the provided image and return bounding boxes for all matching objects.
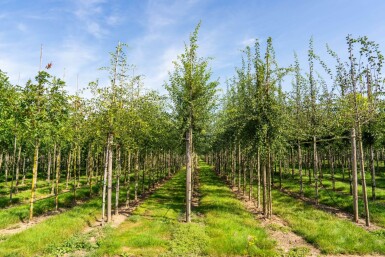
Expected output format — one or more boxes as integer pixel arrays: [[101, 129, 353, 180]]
[[279, 170, 385, 227], [93, 163, 276, 256], [0, 171, 156, 257], [270, 188, 385, 255]]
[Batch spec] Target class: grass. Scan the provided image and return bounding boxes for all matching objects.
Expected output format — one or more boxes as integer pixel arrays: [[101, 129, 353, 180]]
[[0, 196, 102, 257], [93, 163, 276, 257], [0, 170, 156, 257], [197, 163, 276, 256], [260, 186, 385, 254], [277, 162, 385, 227], [92, 169, 186, 257], [0, 175, 93, 208], [0, 183, 100, 230]]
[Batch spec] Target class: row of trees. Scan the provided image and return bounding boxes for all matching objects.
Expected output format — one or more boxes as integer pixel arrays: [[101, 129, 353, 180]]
[[210, 35, 385, 226], [0, 44, 184, 223]]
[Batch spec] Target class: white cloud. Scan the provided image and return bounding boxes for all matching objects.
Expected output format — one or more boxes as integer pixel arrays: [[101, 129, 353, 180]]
[[72, 0, 107, 38], [17, 23, 27, 32]]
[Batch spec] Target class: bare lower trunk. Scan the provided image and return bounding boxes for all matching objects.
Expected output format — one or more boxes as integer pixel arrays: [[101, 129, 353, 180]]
[[115, 145, 121, 215], [351, 127, 359, 222], [185, 127, 192, 223], [262, 160, 267, 217], [298, 143, 302, 195], [358, 127, 370, 226], [15, 146, 21, 194], [370, 144, 376, 201], [107, 132, 113, 223], [126, 150, 131, 208], [55, 147, 61, 211], [313, 136, 318, 205], [29, 141, 40, 221], [134, 150, 139, 202], [102, 147, 108, 226]]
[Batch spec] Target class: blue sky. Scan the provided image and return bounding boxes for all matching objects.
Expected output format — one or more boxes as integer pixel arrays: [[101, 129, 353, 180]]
[[1, 0, 385, 95]]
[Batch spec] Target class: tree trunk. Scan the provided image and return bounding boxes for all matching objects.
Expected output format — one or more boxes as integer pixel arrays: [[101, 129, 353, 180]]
[[358, 126, 370, 226], [47, 151, 52, 182], [257, 148, 261, 208], [66, 151, 72, 190], [298, 143, 303, 195], [29, 140, 40, 221], [107, 132, 113, 223], [370, 144, 376, 201], [126, 150, 131, 208], [262, 160, 267, 217], [55, 147, 61, 211], [134, 150, 139, 202], [15, 146, 21, 194], [186, 126, 193, 223], [313, 136, 319, 205], [351, 127, 359, 223], [115, 145, 121, 215], [102, 147, 108, 226]]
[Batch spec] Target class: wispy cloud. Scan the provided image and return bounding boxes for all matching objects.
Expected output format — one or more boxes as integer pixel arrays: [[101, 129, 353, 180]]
[[72, 0, 108, 38]]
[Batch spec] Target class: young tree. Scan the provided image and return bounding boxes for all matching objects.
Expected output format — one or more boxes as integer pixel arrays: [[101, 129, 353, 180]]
[[165, 22, 218, 222]]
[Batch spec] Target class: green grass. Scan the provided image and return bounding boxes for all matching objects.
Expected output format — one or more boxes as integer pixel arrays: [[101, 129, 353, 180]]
[[197, 163, 276, 256], [0, 175, 93, 208], [0, 197, 102, 257], [266, 188, 385, 254], [92, 170, 186, 257], [0, 183, 100, 230], [277, 163, 385, 227], [0, 169, 157, 257], [93, 163, 276, 257]]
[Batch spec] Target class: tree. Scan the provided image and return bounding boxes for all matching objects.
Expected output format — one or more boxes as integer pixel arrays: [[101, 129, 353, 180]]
[[165, 22, 218, 222]]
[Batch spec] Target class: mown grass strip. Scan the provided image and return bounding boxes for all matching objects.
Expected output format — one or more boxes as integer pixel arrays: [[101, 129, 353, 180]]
[[93, 169, 186, 257], [0, 183, 99, 230], [197, 163, 276, 256], [0, 174, 145, 257], [94, 163, 276, 257], [0, 197, 102, 257], [279, 169, 385, 227], [270, 188, 385, 255]]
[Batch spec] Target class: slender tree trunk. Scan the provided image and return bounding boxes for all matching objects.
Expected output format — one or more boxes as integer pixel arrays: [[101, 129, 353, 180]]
[[267, 148, 272, 218], [231, 145, 236, 186], [351, 127, 359, 223], [238, 143, 241, 192], [115, 145, 121, 215], [257, 148, 261, 208], [10, 135, 17, 202], [66, 151, 71, 190], [249, 157, 253, 201], [47, 151, 52, 182], [298, 143, 303, 195], [262, 160, 267, 217], [186, 126, 193, 223], [29, 140, 40, 221], [102, 147, 108, 226], [51, 144, 57, 194], [73, 147, 77, 204], [15, 146, 21, 194], [358, 126, 370, 226], [331, 149, 335, 191], [313, 136, 319, 205], [134, 150, 139, 202], [126, 150, 131, 208], [370, 144, 376, 201], [21, 156, 26, 186], [107, 132, 113, 222], [55, 146, 61, 211]]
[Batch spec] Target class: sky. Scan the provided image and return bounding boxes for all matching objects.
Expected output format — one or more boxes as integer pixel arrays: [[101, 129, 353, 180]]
[[1, 0, 385, 96]]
